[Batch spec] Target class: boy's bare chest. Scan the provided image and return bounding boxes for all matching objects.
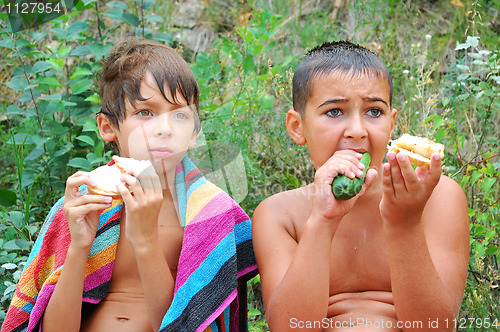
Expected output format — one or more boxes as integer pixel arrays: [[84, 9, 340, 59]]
[[291, 198, 391, 294], [111, 209, 184, 288], [328, 216, 392, 294]]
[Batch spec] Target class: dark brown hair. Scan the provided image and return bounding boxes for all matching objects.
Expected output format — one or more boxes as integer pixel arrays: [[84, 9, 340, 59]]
[[98, 38, 200, 131], [292, 40, 393, 116]]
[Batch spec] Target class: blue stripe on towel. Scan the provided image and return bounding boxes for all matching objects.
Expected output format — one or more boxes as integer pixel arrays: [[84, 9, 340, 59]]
[[161, 230, 236, 327], [234, 219, 252, 244]]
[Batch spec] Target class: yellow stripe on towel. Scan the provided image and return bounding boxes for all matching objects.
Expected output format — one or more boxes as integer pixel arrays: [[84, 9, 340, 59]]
[[185, 182, 222, 226]]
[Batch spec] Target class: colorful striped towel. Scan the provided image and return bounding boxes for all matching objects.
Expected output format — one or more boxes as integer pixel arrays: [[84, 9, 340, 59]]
[[2, 156, 257, 332]]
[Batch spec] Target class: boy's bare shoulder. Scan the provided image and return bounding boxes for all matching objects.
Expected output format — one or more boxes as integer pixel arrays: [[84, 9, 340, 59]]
[[424, 174, 468, 233], [253, 185, 313, 236], [428, 175, 467, 210]]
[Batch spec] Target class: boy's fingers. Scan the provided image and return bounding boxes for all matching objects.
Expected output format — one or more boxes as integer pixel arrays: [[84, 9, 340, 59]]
[[116, 178, 136, 201], [381, 162, 395, 197], [388, 153, 406, 193], [65, 194, 112, 208], [64, 172, 95, 200], [424, 153, 442, 191], [359, 168, 378, 195], [69, 203, 112, 217], [396, 153, 420, 191]]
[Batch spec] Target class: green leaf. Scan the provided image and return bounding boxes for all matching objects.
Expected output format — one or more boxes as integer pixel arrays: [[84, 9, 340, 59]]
[[485, 245, 497, 256], [103, 8, 124, 20], [242, 55, 255, 73], [481, 177, 497, 194], [85, 94, 101, 104], [47, 58, 63, 72], [70, 67, 93, 79], [88, 42, 110, 59], [5, 78, 28, 91], [71, 79, 93, 95], [471, 171, 482, 185], [38, 76, 62, 88], [67, 20, 89, 37], [31, 31, 47, 42], [248, 308, 262, 317], [6, 105, 25, 116], [76, 135, 95, 147], [0, 190, 17, 207], [3, 239, 32, 251], [144, 14, 163, 23], [0, 37, 14, 49], [153, 33, 173, 44], [121, 12, 140, 27], [32, 61, 52, 73], [70, 45, 91, 57], [59, 45, 72, 59], [68, 157, 91, 170], [107, 1, 128, 9]]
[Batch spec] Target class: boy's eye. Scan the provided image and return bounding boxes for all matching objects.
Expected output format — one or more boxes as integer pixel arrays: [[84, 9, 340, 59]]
[[326, 109, 342, 117], [137, 110, 153, 117], [173, 111, 189, 120], [367, 108, 383, 117]]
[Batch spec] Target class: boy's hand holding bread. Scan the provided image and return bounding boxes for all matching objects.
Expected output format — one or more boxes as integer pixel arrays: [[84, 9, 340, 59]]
[[381, 134, 444, 225]]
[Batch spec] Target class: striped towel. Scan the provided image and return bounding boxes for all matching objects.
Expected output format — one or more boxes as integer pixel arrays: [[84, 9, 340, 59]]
[[2, 156, 257, 332]]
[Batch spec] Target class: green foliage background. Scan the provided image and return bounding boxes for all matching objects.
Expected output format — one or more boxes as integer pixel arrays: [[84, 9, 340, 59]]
[[0, 0, 499, 330]]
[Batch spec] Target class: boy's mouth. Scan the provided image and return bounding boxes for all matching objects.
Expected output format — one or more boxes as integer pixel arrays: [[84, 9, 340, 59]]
[[149, 148, 174, 158], [345, 147, 367, 153]]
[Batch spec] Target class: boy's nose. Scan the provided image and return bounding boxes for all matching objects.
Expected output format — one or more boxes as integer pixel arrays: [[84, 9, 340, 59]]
[[152, 114, 173, 138], [344, 115, 367, 140]]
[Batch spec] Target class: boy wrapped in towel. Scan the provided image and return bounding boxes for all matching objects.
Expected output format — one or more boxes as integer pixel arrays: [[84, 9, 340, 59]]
[[2, 38, 256, 332]]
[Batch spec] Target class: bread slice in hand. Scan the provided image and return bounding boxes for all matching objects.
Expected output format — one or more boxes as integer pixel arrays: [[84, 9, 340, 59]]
[[88, 156, 153, 198], [387, 134, 445, 170]]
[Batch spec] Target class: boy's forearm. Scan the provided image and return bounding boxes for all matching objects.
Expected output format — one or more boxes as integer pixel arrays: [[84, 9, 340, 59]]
[[42, 244, 90, 332], [134, 237, 175, 331], [384, 221, 457, 331], [267, 217, 337, 331]]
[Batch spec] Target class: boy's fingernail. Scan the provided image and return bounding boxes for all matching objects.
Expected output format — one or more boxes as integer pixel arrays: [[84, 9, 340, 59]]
[[388, 153, 395, 160], [105, 196, 113, 202], [397, 153, 406, 161]]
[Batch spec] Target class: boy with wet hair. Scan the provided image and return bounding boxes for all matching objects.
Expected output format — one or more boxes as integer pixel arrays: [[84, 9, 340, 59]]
[[3, 38, 256, 332], [252, 41, 469, 331]]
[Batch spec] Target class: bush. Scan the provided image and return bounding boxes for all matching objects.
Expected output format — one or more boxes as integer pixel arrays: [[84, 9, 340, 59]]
[[1, 0, 498, 329]]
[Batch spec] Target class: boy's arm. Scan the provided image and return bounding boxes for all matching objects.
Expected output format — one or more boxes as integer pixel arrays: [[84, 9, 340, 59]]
[[117, 172, 175, 331], [381, 152, 469, 331], [253, 152, 377, 331], [43, 172, 113, 332], [253, 194, 336, 330]]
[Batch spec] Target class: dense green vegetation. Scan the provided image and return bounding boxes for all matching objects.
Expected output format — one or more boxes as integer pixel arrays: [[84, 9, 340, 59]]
[[0, 0, 499, 330]]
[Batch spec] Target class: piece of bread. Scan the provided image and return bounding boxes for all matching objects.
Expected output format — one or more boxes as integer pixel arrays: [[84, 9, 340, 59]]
[[87, 156, 153, 198], [387, 134, 445, 170]]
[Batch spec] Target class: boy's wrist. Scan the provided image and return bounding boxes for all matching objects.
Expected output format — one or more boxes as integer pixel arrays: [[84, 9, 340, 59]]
[[307, 213, 341, 238], [130, 235, 162, 254], [382, 215, 424, 239], [67, 242, 92, 260]]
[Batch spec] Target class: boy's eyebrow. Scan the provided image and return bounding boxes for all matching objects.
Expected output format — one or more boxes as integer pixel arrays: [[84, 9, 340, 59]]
[[363, 96, 389, 106], [317, 96, 389, 109], [317, 98, 347, 109]]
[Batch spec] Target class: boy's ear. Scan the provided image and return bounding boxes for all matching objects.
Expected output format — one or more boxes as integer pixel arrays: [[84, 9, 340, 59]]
[[188, 129, 198, 149], [286, 109, 306, 145], [390, 108, 398, 136], [96, 113, 117, 142]]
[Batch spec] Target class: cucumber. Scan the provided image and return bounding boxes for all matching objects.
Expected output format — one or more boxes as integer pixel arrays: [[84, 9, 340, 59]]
[[332, 152, 371, 200]]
